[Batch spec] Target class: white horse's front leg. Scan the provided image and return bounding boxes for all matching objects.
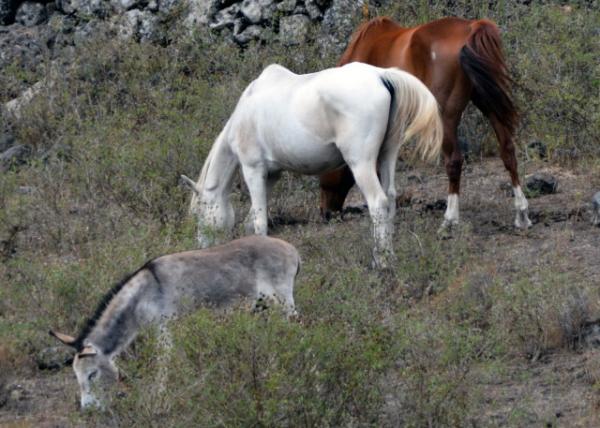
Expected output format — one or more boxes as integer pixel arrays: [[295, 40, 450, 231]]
[[241, 165, 268, 235], [513, 185, 532, 229]]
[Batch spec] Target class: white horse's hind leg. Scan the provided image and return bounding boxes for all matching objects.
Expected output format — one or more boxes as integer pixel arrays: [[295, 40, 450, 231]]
[[241, 164, 268, 235], [350, 163, 393, 268], [378, 144, 401, 220]]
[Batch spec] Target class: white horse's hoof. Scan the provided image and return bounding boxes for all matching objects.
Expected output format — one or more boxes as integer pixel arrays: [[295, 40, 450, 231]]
[[514, 210, 532, 229]]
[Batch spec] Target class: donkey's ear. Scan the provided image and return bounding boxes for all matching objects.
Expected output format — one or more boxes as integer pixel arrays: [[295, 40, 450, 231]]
[[49, 330, 77, 346], [180, 175, 200, 195], [79, 346, 97, 357]]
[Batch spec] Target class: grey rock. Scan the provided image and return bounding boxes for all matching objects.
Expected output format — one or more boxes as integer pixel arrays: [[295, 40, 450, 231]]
[[240, 0, 262, 23], [158, 0, 182, 14], [239, 0, 274, 24], [148, 0, 158, 11], [4, 81, 45, 119], [0, 25, 46, 70], [234, 23, 261, 44], [0, 144, 31, 171], [321, 0, 361, 42], [277, 0, 296, 13], [118, 9, 142, 39], [0, 0, 18, 25], [182, 0, 212, 29], [305, 0, 323, 20], [592, 191, 600, 226], [36, 346, 74, 370], [73, 19, 111, 45], [120, 0, 141, 10], [279, 14, 310, 46], [138, 11, 161, 43], [47, 13, 77, 34], [210, 3, 240, 30], [15, 2, 47, 27], [56, 0, 109, 18], [525, 172, 558, 195], [117, 9, 161, 42]]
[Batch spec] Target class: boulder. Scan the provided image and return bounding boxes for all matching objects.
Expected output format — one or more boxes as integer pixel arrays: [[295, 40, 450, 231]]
[[210, 3, 240, 30], [15, 2, 47, 27], [525, 172, 558, 195], [279, 14, 310, 45], [4, 81, 45, 120], [277, 0, 296, 13], [56, 0, 110, 18], [119, 0, 142, 10], [234, 23, 261, 44], [240, 0, 262, 23]]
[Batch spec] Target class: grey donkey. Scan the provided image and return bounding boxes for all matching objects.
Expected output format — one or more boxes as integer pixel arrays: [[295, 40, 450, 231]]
[[50, 235, 300, 409]]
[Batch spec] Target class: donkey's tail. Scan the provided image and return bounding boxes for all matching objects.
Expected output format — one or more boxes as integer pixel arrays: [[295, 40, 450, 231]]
[[460, 19, 518, 134], [379, 69, 443, 162]]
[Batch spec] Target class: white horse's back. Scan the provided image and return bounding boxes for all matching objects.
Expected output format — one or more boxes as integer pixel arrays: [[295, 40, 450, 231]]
[[184, 62, 442, 266]]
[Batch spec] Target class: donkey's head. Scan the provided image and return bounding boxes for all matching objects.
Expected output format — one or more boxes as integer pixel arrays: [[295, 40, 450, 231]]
[[50, 331, 119, 409]]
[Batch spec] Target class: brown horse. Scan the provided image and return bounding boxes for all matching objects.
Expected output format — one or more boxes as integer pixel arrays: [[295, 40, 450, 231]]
[[320, 17, 531, 230]]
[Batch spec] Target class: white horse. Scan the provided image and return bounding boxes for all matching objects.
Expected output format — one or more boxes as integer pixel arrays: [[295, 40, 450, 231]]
[[182, 62, 443, 267], [51, 236, 300, 409]]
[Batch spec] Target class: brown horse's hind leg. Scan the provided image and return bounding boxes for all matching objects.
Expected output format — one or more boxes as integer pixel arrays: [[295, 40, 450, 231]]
[[490, 116, 532, 229], [440, 115, 463, 230], [319, 166, 355, 220]]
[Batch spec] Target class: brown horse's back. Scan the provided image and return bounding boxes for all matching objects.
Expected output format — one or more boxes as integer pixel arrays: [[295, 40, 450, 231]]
[[340, 17, 476, 93], [321, 16, 524, 224]]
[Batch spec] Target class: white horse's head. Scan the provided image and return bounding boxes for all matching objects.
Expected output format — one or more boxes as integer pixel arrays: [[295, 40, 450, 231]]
[[50, 331, 119, 409]]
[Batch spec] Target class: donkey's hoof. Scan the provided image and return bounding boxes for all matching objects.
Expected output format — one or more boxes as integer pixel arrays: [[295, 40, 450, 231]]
[[514, 210, 532, 229]]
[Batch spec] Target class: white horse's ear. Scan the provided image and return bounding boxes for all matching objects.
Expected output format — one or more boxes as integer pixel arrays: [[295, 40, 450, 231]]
[[49, 330, 76, 346], [180, 175, 200, 195]]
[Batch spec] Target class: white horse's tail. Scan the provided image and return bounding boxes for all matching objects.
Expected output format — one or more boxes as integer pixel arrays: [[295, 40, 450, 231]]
[[379, 69, 443, 162]]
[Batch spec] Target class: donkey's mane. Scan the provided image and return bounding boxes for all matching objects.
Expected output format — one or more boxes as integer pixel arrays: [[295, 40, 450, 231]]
[[73, 261, 153, 351]]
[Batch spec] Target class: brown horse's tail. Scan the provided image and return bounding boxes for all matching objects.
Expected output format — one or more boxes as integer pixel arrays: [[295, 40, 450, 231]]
[[460, 20, 518, 134]]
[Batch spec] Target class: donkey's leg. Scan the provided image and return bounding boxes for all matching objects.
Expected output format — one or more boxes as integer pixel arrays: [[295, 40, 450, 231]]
[[349, 162, 393, 268], [150, 322, 173, 407], [490, 115, 531, 229], [241, 164, 269, 235]]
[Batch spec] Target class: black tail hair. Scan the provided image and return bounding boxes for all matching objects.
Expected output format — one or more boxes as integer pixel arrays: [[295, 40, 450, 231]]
[[460, 21, 518, 135]]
